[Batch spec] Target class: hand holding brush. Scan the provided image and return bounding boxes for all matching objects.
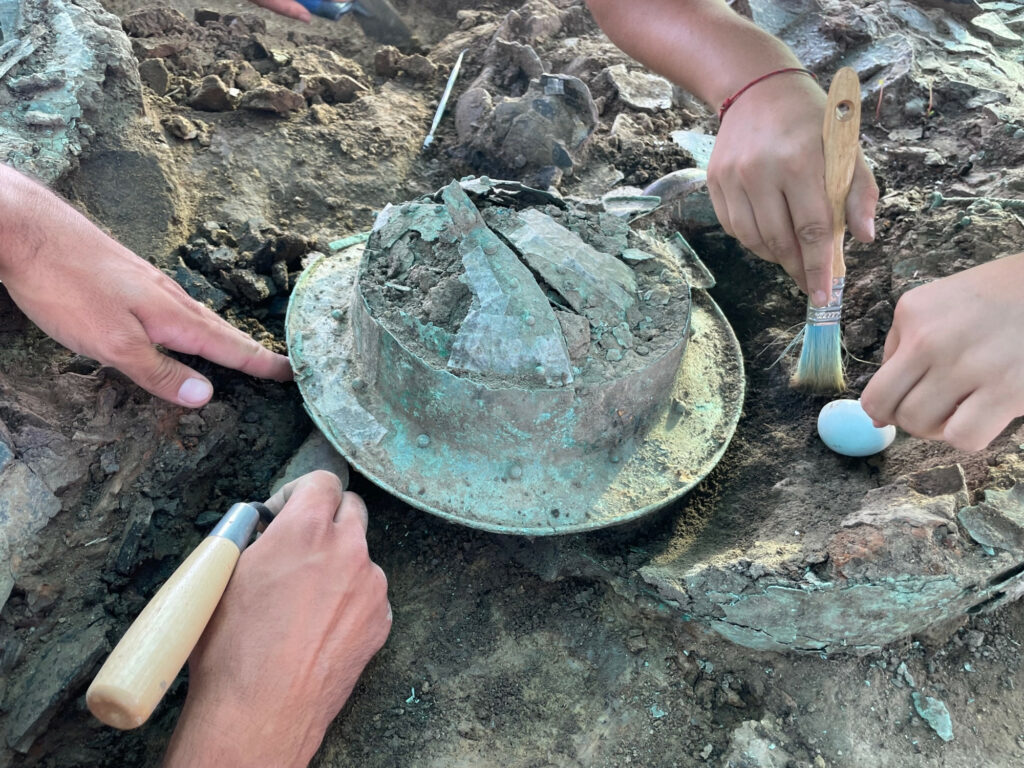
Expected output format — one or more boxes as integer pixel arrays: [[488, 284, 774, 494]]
[[792, 67, 863, 392]]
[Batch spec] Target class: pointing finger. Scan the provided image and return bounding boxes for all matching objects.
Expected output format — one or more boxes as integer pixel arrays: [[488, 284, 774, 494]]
[[138, 300, 293, 383]]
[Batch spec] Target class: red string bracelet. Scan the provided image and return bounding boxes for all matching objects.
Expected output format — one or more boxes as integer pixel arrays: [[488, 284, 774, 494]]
[[718, 67, 818, 120]]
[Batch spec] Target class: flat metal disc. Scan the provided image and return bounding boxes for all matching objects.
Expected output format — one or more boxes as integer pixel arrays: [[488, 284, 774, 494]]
[[287, 245, 745, 535]]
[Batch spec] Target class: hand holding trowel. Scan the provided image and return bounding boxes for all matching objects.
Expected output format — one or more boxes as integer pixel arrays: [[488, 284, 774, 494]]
[[87, 442, 370, 731], [86, 498, 277, 729]]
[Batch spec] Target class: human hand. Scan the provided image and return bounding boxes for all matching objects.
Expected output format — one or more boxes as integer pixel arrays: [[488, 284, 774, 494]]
[[708, 73, 878, 306], [0, 166, 291, 407], [861, 253, 1024, 451], [246, 0, 313, 22], [163, 471, 391, 768]]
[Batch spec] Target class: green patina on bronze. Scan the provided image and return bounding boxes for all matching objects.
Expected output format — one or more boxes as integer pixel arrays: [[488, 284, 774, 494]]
[[287, 178, 745, 534]]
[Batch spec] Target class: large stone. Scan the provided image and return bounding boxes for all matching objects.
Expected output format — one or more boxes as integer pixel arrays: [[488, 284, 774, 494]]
[[240, 83, 305, 114], [0, 460, 62, 609], [958, 483, 1024, 554], [137, 58, 171, 95], [189, 74, 241, 111], [601, 64, 673, 112], [0, 0, 144, 184], [971, 10, 1024, 42], [120, 7, 190, 37], [4, 621, 108, 753]]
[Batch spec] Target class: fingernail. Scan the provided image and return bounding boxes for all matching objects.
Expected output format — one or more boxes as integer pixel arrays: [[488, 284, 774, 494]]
[[178, 377, 212, 406], [812, 290, 827, 308], [867, 219, 876, 241]]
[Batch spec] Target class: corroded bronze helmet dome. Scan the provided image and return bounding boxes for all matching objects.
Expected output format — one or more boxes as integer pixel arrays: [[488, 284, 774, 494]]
[[287, 178, 744, 534]]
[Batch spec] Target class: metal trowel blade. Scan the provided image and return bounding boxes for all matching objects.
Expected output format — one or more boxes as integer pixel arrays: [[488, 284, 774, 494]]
[[352, 0, 417, 49]]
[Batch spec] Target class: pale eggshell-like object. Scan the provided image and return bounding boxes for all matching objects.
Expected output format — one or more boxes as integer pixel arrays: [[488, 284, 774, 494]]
[[817, 399, 896, 457]]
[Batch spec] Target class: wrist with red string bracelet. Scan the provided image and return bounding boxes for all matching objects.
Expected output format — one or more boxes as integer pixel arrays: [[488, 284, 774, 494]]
[[718, 67, 818, 120]]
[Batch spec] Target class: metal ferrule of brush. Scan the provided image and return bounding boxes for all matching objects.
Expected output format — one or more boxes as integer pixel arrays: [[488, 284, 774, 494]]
[[805, 276, 845, 326]]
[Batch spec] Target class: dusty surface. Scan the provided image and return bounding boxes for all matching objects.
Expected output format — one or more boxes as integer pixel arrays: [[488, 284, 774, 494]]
[[2, 0, 1024, 767]]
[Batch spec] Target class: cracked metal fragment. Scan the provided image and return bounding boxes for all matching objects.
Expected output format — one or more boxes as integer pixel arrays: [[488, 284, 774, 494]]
[[486, 207, 638, 328]]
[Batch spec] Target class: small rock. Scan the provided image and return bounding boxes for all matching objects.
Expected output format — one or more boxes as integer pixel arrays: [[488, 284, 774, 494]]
[[720, 683, 746, 708], [723, 719, 792, 767], [163, 114, 199, 140], [611, 322, 634, 349], [555, 310, 590, 365], [964, 629, 986, 650], [912, 692, 954, 741], [240, 83, 305, 114], [227, 268, 275, 302], [957, 483, 1024, 554], [374, 46, 402, 77], [235, 60, 262, 90], [271, 261, 290, 293], [173, 264, 230, 311], [138, 58, 171, 95], [625, 632, 648, 653], [131, 37, 187, 60], [309, 103, 336, 125], [456, 9, 482, 28], [189, 74, 241, 111], [194, 8, 221, 25], [602, 63, 673, 112], [398, 53, 437, 81], [896, 661, 916, 688], [121, 7, 190, 37], [24, 111, 66, 128], [188, 244, 238, 274], [197, 221, 236, 247], [300, 74, 367, 104]]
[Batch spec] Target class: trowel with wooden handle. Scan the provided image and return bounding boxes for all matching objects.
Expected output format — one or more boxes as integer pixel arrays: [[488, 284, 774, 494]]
[[85, 500, 274, 730]]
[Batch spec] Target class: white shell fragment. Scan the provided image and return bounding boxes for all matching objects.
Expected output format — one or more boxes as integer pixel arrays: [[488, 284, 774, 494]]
[[817, 399, 896, 457]]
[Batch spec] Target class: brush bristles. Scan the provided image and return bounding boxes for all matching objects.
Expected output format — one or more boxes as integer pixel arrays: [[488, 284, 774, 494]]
[[792, 322, 845, 392]]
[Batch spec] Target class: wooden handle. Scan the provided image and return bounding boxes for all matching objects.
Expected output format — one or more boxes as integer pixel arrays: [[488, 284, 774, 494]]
[[822, 67, 862, 279], [86, 536, 241, 729]]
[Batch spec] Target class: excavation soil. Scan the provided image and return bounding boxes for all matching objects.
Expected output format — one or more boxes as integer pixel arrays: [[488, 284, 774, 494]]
[[2, 1, 1024, 767]]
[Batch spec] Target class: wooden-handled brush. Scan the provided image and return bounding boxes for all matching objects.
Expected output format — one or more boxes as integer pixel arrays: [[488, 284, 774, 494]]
[[792, 67, 862, 392]]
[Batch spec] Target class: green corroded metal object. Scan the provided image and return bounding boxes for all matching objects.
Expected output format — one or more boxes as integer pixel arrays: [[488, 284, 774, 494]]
[[287, 178, 744, 534]]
